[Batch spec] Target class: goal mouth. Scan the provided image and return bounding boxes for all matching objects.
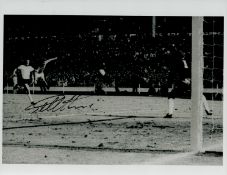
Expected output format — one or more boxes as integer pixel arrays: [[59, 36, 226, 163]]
[[191, 17, 223, 153]]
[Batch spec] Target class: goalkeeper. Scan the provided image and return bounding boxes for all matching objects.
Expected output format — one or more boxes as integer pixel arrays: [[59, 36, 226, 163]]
[[164, 45, 212, 118]]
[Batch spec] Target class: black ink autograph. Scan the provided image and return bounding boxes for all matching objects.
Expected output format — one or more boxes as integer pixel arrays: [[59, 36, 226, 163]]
[[25, 95, 95, 114]]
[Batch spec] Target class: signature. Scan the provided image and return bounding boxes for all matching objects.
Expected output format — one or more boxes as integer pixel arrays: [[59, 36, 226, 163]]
[[25, 95, 95, 114]]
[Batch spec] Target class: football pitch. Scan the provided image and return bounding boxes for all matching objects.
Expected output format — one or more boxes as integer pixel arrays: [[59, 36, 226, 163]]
[[2, 94, 223, 164]]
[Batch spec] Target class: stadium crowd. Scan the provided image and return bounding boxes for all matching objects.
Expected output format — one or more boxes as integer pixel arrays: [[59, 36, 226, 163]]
[[3, 16, 223, 97], [4, 32, 192, 90]]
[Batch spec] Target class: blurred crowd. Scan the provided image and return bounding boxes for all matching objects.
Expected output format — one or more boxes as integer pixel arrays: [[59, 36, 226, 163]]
[[3, 31, 223, 95]]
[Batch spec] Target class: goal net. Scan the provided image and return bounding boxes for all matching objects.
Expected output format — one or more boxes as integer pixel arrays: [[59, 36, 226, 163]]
[[191, 17, 223, 153]]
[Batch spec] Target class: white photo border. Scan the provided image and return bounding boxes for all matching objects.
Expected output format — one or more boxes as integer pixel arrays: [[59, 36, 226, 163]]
[[0, 0, 226, 175]]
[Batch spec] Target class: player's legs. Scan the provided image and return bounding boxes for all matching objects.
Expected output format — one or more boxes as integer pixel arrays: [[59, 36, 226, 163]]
[[114, 76, 120, 93], [42, 77, 49, 90], [36, 78, 42, 92], [164, 72, 176, 118], [41, 80, 47, 93], [23, 83, 35, 104], [37, 78, 45, 92], [36, 73, 48, 92], [40, 84, 45, 93], [202, 94, 212, 115], [95, 74, 105, 94], [13, 76, 18, 94], [37, 72, 48, 89], [164, 87, 175, 118]]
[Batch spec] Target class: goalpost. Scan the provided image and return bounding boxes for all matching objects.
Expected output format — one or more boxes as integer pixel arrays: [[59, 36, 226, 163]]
[[191, 17, 204, 153]]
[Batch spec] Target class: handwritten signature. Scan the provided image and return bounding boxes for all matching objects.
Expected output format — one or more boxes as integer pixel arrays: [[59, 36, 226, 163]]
[[25, 95, 95, 114]]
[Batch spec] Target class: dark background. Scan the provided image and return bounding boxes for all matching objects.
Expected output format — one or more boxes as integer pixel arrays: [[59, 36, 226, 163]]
[[3, 16, 224, 95]]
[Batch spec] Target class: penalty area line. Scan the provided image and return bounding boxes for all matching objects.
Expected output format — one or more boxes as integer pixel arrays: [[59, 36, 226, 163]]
[[3, 116, 135, 130]]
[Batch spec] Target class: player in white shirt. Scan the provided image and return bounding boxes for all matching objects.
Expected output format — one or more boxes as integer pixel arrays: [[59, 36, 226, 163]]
[[16, 59, 35, 105], [34, 57, 57, 92]]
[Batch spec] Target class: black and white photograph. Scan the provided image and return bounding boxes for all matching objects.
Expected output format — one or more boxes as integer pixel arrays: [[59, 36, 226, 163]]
[[0, 0, 226, 175]]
